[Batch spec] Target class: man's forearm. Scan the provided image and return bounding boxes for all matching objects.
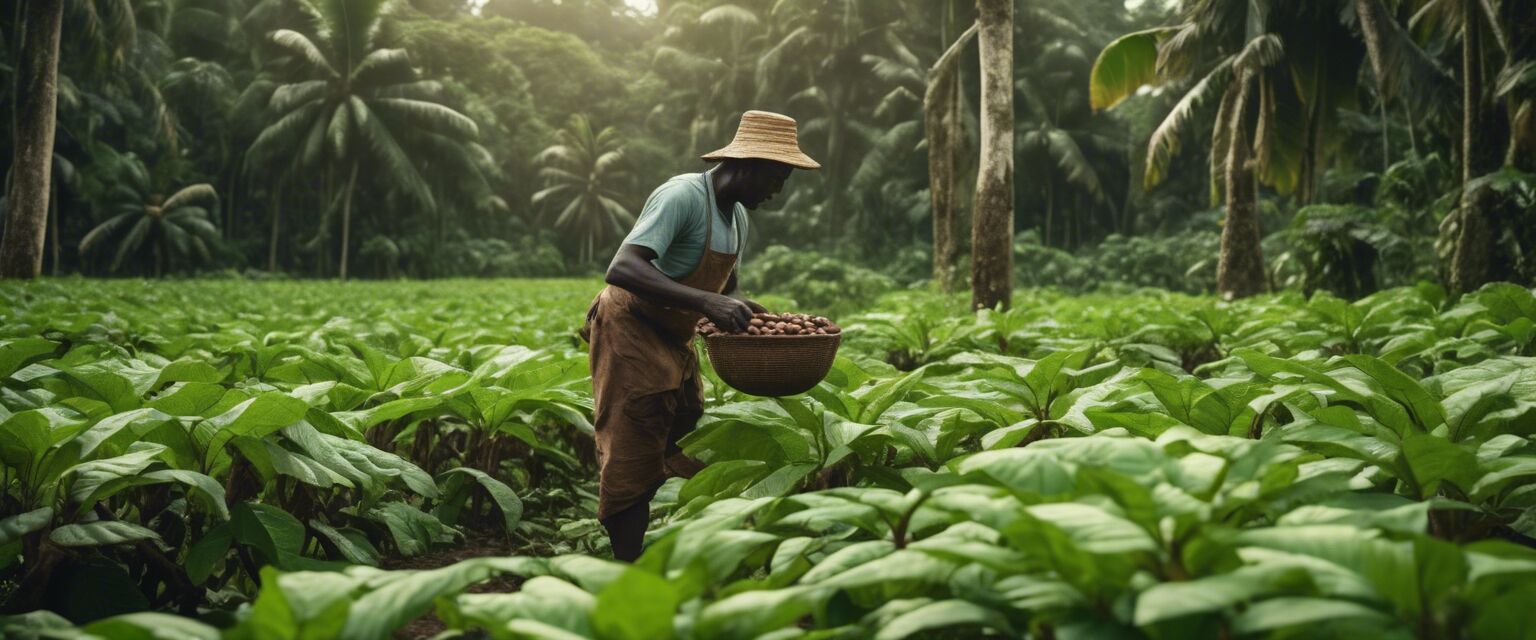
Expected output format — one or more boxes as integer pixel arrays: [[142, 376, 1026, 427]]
[[606, 253, 712, 312]]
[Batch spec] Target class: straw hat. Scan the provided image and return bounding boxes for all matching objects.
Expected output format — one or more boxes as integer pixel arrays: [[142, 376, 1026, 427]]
[[701, 110, 821, 170]]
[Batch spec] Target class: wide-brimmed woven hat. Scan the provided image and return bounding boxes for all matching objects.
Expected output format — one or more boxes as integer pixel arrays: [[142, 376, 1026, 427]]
[[701, 110, 821, 170]]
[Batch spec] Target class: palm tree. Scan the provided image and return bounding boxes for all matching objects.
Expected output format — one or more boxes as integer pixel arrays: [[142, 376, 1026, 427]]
[[246, 0, 480, 280], [860, 2, 973, 289], [531, 114, 634, 266], [651, 3, 763, 155], [757, 0, 892, 243], [1410, 0, 1527, 292], [1090, 0, 1364, 298], [2, 0, 141, 279], [78, 152, 220, 276]]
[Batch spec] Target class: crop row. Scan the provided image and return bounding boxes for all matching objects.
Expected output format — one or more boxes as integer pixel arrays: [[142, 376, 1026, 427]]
[[1, 279, 1534, 638]]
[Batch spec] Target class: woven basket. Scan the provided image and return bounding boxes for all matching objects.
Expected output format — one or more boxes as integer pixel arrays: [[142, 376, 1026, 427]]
[[702, 333, 842, 397]]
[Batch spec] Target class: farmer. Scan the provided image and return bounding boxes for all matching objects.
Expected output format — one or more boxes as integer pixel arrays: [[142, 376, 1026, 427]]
[[580, 110, 820, 561]]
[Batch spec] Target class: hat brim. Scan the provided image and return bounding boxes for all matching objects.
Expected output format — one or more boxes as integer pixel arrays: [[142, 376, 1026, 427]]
[[701, 146, 821, 170]]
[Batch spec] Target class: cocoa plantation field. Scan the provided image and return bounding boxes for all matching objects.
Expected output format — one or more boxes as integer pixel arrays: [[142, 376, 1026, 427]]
[[3, 279, 1536, 639]]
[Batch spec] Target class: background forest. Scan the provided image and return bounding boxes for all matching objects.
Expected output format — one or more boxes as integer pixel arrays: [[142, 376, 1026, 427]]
[[1, 0, 1534, 302]]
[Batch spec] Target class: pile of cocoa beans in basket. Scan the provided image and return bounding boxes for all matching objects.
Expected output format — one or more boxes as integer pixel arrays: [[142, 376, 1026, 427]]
[[697, 312, 842, 337]]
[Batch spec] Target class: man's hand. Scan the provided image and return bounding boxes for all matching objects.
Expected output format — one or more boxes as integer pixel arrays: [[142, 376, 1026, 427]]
[[702, 293, 754, 333], [738, 297, 768, 314]]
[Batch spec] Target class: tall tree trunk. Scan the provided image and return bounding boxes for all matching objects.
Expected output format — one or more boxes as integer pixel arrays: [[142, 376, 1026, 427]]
[[1446, 8, 1505, 294], [925, 20, 976, 293], [48, 179, 58, 275], [0, 0, 64, 280], [268, 184, 283, 272], [1217, 74, 1267, 299], [338, 161, 360, 281], [970, 0, 1013, 311]]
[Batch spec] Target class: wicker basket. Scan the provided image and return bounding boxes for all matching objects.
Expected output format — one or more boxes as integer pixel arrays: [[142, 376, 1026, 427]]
[[702, 332, 842, 397]]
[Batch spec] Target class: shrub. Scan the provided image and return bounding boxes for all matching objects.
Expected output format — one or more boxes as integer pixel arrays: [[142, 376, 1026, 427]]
[[745, 245, 897, 316]]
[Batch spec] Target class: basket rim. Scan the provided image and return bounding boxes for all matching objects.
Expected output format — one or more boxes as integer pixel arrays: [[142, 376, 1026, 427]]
[[701, 332, 843, 340]]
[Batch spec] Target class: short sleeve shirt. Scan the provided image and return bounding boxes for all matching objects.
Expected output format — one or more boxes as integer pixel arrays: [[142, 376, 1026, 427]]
[[621, 168, 748, 279]]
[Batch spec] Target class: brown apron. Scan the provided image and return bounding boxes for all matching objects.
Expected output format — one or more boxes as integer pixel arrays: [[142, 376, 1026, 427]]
[[581, 172, 740, 520]]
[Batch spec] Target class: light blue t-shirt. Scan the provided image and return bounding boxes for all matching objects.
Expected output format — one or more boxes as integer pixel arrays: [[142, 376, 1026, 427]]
[[621, 168, 748, 279]]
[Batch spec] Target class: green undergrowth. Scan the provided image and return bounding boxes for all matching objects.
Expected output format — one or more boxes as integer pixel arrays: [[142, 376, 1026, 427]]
[[2, 278, 1535, 639]]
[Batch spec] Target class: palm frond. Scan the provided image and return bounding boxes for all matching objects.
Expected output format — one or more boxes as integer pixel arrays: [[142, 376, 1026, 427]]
[[328, 101, 352, 159], [352, 98, 435, 209], [269, 80, 330, 115], [1044, 128, 1106, 201], [247, 101, 325, 168], [872, 86, 919, 120], [1145, 56, 1234, 188], [79, 212, 138, 254], [368, 98, 479, 141], [111, 216, 155, 272], [537, 166, 587, 185], [270, 29, 338, 78], [1234, 34, 1284, 72], [162, 184, 219, 210], [531, 184, 574, 207], [351, 48, 416, 89], [375, 80, 444, 100]]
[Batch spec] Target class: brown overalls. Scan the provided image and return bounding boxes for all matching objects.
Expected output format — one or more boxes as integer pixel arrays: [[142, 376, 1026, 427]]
[[580, 173, 740, 521]]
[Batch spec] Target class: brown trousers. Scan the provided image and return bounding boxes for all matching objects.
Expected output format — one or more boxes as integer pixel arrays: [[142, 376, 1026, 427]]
[[584, 287, 708, 521]]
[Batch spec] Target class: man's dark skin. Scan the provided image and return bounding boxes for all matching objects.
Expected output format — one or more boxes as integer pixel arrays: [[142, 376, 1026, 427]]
[[604, 158, 793, 327], [597, 157, 792, 561]]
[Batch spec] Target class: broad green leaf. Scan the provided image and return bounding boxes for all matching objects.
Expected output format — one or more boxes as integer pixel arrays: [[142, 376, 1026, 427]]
[[50, 520, 162, 547], [339, 556, 546, 640], [874, 599, 1014, 640], [203, 393, 311, 466], [592, 567, 680, 640], [1402, 434, 1479, 497], [186, 523, 233, 584], [1134, 564, 1311, 625], [857, 366, 928, 423], [439, 577, 594, 636], [1229, 596, 1394, 634], [69, 408, 177, 458], [1024, 503, 1158, 554], [366, 500, 458, 556], [434, 467, 523, 534], [0, 338, 57, 379], [1341, 355, 1445, 433], [59, 358, 163, 412], [0, 407, 87, 470], [1089, 28, 1175, 110], [82, 612, 220, 640], [64, 443, 169, 504], [309, 519, 380, 566], [953, 448, 1075, 498], [232, 502, 309, 570], [0, 508, 53, 546]]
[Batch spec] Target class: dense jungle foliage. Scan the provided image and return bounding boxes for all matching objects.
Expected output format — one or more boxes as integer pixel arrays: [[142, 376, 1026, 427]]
[[2, 0, 1529, 295]]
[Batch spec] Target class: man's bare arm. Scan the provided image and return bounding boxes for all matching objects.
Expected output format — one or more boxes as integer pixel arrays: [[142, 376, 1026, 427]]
[[605, 244, 753, 332]]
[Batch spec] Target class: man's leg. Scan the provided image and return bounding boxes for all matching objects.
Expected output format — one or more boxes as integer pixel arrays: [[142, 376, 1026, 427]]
[[601, 493, 651, 562], [596, 389, 678, 561], [662, 375, 707, 478]]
